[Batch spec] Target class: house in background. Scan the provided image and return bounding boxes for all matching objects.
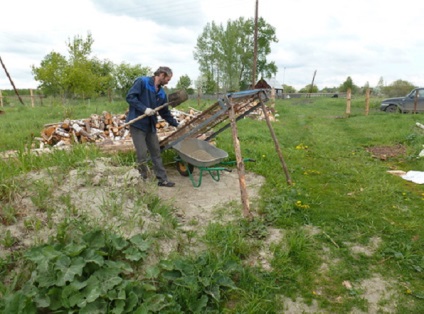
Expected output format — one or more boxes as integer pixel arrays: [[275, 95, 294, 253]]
[[254, 77, 284, 97]]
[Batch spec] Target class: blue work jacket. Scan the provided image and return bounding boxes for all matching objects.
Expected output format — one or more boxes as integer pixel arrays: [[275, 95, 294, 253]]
[[125, 76, 178, 133]]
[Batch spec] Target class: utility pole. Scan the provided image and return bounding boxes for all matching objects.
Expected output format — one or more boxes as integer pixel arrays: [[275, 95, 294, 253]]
[[251, 0, 259, 89], [308, 69, 317, 98], [0, 56, 25, 105]]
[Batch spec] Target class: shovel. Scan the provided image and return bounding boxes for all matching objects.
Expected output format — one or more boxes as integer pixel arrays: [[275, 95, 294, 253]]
[[118, 89, 188, 130]]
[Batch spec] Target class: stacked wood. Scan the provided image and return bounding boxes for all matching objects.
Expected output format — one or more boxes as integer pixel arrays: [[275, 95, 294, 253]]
[[39, 109, 198, 148], [40, 111, 129, 147], [247, 106, 277, 121], [38, 100, 270, 150]]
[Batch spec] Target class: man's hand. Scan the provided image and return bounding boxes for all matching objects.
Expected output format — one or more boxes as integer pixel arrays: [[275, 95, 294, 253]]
[[145, 108, 155, 116]]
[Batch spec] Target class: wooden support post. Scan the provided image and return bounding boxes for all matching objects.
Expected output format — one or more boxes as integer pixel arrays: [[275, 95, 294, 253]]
[[365, 88, 370, 116], [0, 90, 3, 107], [30, 89, 35, 107], [308, 70, 317, 98], [227, 96, 252, 220], [0, 56, 25, 105], [346, 88, 351, 117], [270, 87, 276, 109], [260, 101, 292, 185]]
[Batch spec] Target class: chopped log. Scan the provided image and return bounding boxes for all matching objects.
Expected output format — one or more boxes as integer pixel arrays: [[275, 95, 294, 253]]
[[72, 123, 93, 140], [55, 128, 70, 138], [62, 119, 71, 130], [85, 119, 91, 133], [36, 106, 259, 153]]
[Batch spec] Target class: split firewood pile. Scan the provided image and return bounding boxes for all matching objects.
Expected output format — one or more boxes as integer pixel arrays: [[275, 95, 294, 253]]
[[248, 106, 277, 121], [37, 108, 200, 149]]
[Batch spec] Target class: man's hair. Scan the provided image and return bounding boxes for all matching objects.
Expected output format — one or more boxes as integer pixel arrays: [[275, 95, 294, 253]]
[[154, 66, 173, 77]]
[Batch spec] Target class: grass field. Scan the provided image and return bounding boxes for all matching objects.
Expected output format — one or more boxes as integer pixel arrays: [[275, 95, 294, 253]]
[[1, 95, 424, 313]]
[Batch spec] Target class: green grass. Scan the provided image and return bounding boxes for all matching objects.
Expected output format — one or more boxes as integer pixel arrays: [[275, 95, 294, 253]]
[[1, 95, 424, 313]]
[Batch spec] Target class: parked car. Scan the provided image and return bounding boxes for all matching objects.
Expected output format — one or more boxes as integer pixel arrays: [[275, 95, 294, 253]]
[[380, 88, 424, 113]]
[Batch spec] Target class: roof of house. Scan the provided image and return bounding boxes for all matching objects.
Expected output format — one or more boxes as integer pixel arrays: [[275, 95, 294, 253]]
[[263, 77, 282, 89], [255, 77, 283, 90]]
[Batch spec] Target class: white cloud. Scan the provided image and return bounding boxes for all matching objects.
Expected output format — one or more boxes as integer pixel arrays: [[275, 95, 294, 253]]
[[1, 0, 424, 91]]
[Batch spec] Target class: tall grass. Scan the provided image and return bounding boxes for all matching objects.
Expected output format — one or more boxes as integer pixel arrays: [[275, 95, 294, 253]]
[[1, 95, 424, 313]]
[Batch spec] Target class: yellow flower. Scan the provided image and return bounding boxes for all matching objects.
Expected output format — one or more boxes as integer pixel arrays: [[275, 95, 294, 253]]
[[295, 200, 310, 209]]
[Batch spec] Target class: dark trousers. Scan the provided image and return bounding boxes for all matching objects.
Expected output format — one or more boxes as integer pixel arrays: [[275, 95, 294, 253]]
[[129, 126, 168, 182]]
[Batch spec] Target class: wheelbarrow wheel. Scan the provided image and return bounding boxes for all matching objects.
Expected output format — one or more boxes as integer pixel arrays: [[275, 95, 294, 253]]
[[176, 160, 194, 177]]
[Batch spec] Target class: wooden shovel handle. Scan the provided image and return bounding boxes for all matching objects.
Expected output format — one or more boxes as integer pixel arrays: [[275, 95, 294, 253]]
[[118, 101, 175, 130]]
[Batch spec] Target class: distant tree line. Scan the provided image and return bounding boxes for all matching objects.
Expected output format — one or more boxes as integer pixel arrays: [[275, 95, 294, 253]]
[[282, 76, 417, 97], [3, 25, 418, 100]]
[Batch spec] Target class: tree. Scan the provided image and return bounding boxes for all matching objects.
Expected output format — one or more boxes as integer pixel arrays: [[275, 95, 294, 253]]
[[32, 33, 117, 98], [195, 73, 216, 95], [383, 79, 415, 97], [320, 86, 338, 93], [175, 74, 193, 94], [373, 76, 385, 96], [90, 58, 115, 96], [299, 84, 318, 93], [282, 84, 296, 93], [113, 63, 151, 97], [339, 76, 359, 93], [31, 52, 68, 96], [194, 17, 278, 92]]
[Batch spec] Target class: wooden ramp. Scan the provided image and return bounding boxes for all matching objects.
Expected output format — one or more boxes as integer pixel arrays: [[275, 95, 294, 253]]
[[159, 89, 269, 150]]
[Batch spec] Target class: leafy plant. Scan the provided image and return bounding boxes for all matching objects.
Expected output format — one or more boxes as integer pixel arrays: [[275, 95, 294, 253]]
[[157, 253, 239, 313], [0, 230, 174, 313]]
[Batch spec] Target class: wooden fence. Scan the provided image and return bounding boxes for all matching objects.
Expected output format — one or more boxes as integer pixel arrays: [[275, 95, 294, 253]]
[[0, 89, 45, 107], [0, 90, 348, 108]]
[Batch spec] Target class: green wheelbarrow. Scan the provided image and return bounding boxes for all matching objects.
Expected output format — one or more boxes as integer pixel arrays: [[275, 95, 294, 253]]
[[173, 138, 232, 187]]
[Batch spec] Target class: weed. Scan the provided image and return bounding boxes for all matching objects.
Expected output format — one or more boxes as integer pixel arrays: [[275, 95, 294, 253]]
[[203, 222, 253, 259], [0, 204, 19, 225], [1, 230, 18, 249]]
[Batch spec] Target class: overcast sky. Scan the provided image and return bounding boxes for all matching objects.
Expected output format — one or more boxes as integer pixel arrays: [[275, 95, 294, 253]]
[[1, 0, 424, 91]]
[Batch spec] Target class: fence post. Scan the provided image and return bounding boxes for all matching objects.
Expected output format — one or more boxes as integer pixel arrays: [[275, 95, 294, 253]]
[[30, 89, 35, 107], [0, 90, 3, 107], [365, 88, 370, 116], [346, 88, 351, 117]]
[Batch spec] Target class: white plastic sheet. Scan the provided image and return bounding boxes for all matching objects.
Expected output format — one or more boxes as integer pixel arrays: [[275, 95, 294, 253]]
[[401, 171, 424, 184]]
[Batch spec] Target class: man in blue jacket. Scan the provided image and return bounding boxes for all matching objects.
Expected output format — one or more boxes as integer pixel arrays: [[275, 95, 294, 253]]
[[126, 66, 180, 187]]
